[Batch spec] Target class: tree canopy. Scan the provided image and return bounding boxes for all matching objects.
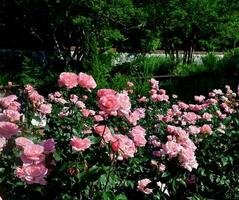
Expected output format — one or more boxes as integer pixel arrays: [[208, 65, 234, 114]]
[[0, 0, 238, 64]]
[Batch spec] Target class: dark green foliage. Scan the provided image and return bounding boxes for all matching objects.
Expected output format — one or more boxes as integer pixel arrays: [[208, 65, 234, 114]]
[[218, 48, 239, 74]]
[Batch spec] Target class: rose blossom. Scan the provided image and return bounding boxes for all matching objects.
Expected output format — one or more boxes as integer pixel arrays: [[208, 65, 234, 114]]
[[178, 148, 198, 171], [93, 115, 104, 122], [163, 140, 182, 158], [3, 109, 21, 122], [188, 126, 200, 135], [194, 95, 205, 103], [116, 92, 131, 115], [78, 72, 97, 90], [0, 95, 17, 108], [94, 125, 113, 143], [0, 122, 19, 139], [202, 113, 213, 121], [75, 100, 85, 109], [23, 144, 44, 161], [7, 101, 21, 111], [98, 94, 120, 113], [15, 137, 33, 148], [200, 124, 212, 134], [138, 96, 148, 102], [38, 104, 52, 114], [70, 94, 78, 103], [159, 163, 166, 172], [111, 134, 136, 160], [16, 163, 48, 185], [97, 89, 116, 98], [137, 178, 153, 194], [29, 91, 44, 106], [70, 136, 91, 151], [58, 72, 78, 89], [149, 78, 159, 90], [130, 126, 147, 147]]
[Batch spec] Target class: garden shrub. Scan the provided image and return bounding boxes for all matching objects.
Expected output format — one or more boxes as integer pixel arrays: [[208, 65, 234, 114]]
[[218, 48, 239, 75], [0, 71, 239, 199]]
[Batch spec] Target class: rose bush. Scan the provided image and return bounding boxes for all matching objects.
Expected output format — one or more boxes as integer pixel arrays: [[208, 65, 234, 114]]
[[0, 71, 239, 199]]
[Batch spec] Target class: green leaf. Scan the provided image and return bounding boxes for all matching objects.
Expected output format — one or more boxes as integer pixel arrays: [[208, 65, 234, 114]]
[[102, 192, 113, 200], [115, 194, 128, 200], [53, 151, 62, 161]]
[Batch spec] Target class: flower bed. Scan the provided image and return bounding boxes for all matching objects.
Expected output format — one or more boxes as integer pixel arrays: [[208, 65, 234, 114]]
[[0, 72, 239, 199]]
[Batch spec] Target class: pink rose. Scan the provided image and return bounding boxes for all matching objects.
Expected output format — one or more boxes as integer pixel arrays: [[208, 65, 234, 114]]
[[98, 94, 120, 113], [159, 163, 166, 172], [70, 94, 78, 103], [137, 178, 153, 194], [94, 125, 112, 143], [130, 126, 147, 147], [16, 163, 48, 185], [75, 101, 86, 109], [178, 102, 189, 110], [24, 84, 34, 94], [23, 144, 44, 161], [93, 115, 104, 122], [182, 112, 199, 125], [200, 124, 212, 134], [70, 136, 91, 151], [97, 89, 116, 98], [202, 113, 213, 121], [163, 140, 182, 158], [3, 109, 21, 122], [149, 78, 159, 90], [138, 96, 148, 102], [38, 104, 52, 114], [58, 72, 78, 89], [188, 126, 200, 135], [7, 101, 21, 111], [78, 72, 97, 90], [15, 137, 33, 148], [194, 95, 205, 103], [29, 91, 44, 106], [116, 92, 131, 115], [126, 108, 145, 125], [111, 134, 136, 160], [81, 109, 95, 118], [0, 95, 17, 108], [0, 122, 19, 139], [179, 148, 198, 171]]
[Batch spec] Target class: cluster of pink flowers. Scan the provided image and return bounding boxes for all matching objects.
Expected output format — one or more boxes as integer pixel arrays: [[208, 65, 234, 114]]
[[111, 134, 137, 160], [58, 72, 97, 90], [15, 137, 55, 185], [0, 94, 21, 122], [24, 84, 52, 115], [162, 126, 198, 171], [0, 94, 21, 151], [94, 125, 113, 143], [149, 79, 169, 102], [2, 70, 238, 195], [97, 89, 131, 116], [130, 125, 147, 147], [48, 91, 67, 105]]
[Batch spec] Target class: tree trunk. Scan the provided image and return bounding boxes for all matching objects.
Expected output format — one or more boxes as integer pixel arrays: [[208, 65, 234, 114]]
[[233, 40, 238, 48]]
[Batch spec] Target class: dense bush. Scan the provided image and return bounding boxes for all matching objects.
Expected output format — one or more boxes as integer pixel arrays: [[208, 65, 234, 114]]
[[0, 71, 239, 199], [218, 48, 239, 75]]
